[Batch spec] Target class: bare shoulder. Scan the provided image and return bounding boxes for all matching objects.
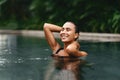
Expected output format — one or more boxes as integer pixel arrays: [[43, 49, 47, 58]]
[[66, 41, 88, 57], [68, 41, 80, 49], [66, 41, 79, 53]]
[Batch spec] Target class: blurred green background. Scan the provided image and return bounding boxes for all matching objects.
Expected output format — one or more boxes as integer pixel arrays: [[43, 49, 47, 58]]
[[0, 0, 120, 33]]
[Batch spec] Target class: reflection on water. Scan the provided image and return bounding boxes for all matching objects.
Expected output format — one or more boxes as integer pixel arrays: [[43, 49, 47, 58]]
[[45, 57, 89, 80], [0, 34, 120, 80], [0, 34, 16, 66], [45, 57, 85, 80]]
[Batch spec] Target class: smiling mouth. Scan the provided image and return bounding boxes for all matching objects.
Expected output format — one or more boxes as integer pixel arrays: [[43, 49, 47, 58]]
[[61, 34, 69, 39]]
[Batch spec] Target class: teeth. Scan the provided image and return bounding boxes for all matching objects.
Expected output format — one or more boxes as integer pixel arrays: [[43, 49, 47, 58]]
[[61, 34, 68, 39], [62, 36, 66, 38]]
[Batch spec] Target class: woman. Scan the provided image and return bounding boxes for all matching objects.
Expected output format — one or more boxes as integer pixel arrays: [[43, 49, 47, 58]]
[[43, 21, 87, 57]]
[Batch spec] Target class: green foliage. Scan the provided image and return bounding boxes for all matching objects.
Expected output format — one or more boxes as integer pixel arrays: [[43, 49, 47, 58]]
[[0, 0, 120, 33], [0, 0, 7, 5]]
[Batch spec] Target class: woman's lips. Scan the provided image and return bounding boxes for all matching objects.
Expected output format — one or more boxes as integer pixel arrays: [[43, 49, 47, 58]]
[[61, 34, 68, 39]]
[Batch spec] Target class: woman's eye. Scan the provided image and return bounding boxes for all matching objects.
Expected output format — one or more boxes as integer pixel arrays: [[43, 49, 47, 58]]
[[61, 28, 64, 31], [66, 28, 71, 31], [61, 28, 71, 32]]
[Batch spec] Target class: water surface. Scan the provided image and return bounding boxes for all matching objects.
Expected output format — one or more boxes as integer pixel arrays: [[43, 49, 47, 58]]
[[0, 34, 120, 80]]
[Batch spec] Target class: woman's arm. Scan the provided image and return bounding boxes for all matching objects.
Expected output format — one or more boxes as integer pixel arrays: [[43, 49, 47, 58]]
[[43, 23, 62, 52], [66, 41, 88, 57]]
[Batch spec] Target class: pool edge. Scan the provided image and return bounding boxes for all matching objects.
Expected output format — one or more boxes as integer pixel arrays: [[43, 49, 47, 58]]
[[0, 30, 120, 42]]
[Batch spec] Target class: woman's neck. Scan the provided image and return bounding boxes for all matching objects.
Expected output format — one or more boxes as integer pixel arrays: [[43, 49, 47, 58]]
[[63, 41, 74, 49]]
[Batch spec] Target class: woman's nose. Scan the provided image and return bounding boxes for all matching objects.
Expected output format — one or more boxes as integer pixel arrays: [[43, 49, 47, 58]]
[[61, 29, 67, 33], [60, 30, 65, 35]]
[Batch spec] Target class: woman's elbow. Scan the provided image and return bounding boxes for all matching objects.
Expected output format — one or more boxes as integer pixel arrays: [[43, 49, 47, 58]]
[[81, 51, 88, 56], [43, 23, 48, 29]]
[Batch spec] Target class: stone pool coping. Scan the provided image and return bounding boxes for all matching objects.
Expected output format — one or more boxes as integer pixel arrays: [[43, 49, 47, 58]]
[[0, 30, 120, 42]]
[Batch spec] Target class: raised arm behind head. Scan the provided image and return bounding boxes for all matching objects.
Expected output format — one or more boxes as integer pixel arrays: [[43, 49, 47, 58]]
[[43, 23, 62, 52]]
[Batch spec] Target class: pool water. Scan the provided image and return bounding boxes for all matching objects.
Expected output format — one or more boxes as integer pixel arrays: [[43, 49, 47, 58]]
[[0, 34, 120, 80]]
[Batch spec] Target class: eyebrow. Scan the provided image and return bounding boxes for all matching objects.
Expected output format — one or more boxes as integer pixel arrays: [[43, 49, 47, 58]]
[[62, 27, 71, 30], [66, 28, 71, 30]]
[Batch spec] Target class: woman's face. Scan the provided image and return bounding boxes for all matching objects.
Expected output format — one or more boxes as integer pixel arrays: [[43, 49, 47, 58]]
[[60, 22, 78, 43]]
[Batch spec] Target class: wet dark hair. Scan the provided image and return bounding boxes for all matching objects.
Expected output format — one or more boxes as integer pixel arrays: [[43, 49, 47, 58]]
[[75, 25, 80, 34], [75, 25, 79, 40]]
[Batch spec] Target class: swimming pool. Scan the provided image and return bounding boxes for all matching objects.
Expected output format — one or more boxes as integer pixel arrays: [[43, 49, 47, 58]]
[[0, 34, 120, 80]]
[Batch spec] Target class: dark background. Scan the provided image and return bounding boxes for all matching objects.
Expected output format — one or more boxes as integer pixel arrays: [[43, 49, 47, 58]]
[[0, 0, 120, 33]]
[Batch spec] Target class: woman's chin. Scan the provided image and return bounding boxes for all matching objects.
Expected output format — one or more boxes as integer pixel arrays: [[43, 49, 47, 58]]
[[61, 38, 72, 43], [61, 39, 70, 43], [61, 39, 67, 42]]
